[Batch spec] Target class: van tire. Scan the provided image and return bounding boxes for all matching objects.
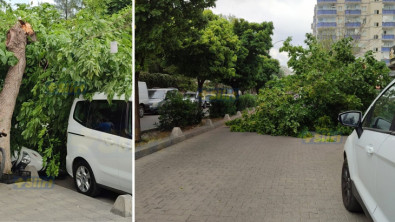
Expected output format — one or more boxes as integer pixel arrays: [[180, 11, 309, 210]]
[[73, 160, 101, 197]]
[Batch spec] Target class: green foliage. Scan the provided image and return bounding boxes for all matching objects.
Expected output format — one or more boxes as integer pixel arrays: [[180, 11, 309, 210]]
[[157, 92, 203, 131], [209, 97, 237, 118], [139, 72, 197, 92], [54, 0, 82, 19], [227, 34, 391, 136], [0, 3, 132, 176], [222, 18, 279, 92], [168, 10, 240, 89], [135, 0, 215, 72], [235, 94, 256, 111]]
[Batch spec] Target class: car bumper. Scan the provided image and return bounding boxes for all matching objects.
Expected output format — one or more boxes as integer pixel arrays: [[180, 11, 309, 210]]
[[65, 155, 73, 177]]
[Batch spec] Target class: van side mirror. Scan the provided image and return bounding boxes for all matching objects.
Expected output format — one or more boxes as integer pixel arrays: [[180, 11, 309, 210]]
[[338, 111, 363, 138]]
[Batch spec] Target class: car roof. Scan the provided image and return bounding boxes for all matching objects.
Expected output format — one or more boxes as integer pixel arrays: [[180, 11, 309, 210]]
[[148, 88, 177, 91]]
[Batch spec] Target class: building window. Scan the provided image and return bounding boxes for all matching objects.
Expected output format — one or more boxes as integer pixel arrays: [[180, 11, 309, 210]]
[[375, 22, 379, 27], [374, 35, 379, 39], [375, 48, 379, 52], [338, 6, 342, 11], [375, 10, 380, 15], [362, 6, 367, 12]]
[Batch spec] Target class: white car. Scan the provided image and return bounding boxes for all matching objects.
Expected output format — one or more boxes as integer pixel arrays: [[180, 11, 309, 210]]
[[66, 93, 132, 196], [339, 79, 395, 221]]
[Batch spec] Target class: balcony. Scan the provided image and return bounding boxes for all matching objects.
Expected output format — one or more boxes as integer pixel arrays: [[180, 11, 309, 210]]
[[345, 10, 361, 15], [383, 0, 395, 3], [317, 10, 337, 15], [383, 10, 395, 14], [382, 59, 390, 65], [345, 35, 361, 40], [382, 47, 392, 52], [317, 22, 337, 28], [345, 22, 361, 27], [383, 22, 395, 27], [382, 34, 395, 40]]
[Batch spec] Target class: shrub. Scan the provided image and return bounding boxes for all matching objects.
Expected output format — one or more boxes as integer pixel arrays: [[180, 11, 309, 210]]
[[139, 72, 197, 92], [209, 97, 237, 118], [226, 35, 391, 137], [235, 94, 257, 111], [157, 91, 203, 130]]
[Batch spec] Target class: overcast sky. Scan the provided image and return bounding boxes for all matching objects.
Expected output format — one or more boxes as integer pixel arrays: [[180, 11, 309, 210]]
[[211, 0, 316, 67]]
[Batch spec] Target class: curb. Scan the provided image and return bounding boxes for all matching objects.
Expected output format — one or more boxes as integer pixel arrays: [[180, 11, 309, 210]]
[[135, 113, 245, 160]]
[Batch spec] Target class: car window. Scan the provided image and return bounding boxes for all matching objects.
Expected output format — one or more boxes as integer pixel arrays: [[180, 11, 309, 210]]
[[363, 84, 395, 131], [73, 101, 90, 126], [148, 90, 165, 99], [86, 100, 126, 136]]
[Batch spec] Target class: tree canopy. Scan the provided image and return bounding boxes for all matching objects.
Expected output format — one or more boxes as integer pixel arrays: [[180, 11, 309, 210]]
[[227, 34, 391, 136], [0, 2, 132, 176]]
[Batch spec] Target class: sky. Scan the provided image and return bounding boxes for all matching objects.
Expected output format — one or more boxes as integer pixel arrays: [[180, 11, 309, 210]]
[[211, 0, 316, 67]]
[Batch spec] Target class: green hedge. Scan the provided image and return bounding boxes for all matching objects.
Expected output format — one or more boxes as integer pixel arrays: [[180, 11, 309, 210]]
[[139, 72, 197, 92], [235, 94, 257, 111], [158, 92, 203, 130], [209, 98, 237, 118]]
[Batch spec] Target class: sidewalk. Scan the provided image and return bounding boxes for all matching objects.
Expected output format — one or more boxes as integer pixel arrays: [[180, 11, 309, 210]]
[[0, 178, 130, 221]]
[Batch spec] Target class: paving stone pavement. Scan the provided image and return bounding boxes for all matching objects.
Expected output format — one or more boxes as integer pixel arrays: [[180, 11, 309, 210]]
[[136, 126, 370, 222], [0, 178, 131, 221]]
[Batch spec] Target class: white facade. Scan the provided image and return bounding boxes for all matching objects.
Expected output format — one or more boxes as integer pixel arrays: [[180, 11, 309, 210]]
[[312, 0, 395, 64]]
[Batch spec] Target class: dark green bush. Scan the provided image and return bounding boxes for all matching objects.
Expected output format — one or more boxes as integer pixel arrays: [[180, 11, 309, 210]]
[[235, 94, 257, 111], [139, 72, 197, 92], [209, 98, 237, 118], [157, 91, 203, 130]]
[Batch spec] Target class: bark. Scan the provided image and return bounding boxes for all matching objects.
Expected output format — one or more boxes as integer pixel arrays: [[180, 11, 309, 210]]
[[0, 22, 35, 174], [134, 72, 141, 142], [197, 78, 205, 106]]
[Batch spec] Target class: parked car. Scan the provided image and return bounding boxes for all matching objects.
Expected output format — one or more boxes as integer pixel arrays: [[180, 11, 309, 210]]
[[183, 91, 198, 103], [147, 88, 177, 113], [339, 79, 395, 221], [201, 94, 215, 108], [138, 81, 149, 118], [66, 93, 132, 196]]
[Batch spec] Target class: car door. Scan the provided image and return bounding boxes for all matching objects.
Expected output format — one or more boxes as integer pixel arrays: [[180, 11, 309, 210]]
[[117, 102, 133, 193], [369, 85, 395, 221], [353, 84, 395, 214], [85, 100, 126, 190]]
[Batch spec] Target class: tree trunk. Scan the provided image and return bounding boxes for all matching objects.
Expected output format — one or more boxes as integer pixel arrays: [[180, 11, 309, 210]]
[[134, 72, 141, 142], [197, 78, 205, 107], [0, 23, 28, 174]]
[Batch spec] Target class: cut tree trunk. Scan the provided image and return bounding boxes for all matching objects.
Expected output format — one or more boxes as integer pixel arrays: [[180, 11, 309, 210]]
[[0, 21, 35, 174]]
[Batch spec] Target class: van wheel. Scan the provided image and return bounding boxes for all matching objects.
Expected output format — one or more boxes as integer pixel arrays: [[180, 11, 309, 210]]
[[139, 105, 144, 118], [341, 159, 362, 212], [73, 160, 101, 197]]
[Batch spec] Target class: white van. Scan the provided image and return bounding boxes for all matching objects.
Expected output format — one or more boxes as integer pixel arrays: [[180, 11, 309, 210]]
[[138, 81, 149, 118], [66, 93, 132, 196]]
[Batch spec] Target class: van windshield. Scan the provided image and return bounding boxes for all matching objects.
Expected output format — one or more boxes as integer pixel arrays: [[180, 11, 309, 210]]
[[149, 90, 165, 99]]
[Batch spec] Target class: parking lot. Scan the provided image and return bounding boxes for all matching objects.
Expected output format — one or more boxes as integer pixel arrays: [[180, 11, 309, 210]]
[[136, 126, 369, 222]]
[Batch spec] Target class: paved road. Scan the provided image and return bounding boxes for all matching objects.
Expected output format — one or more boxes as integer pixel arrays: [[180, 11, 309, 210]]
[[136, 126, 369, 222], [55, 175, 119, 205], [0, 178, 130, 221]]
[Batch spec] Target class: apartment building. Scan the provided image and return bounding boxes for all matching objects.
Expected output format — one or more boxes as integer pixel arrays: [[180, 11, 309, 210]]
[[312, 0, 395, 65]]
